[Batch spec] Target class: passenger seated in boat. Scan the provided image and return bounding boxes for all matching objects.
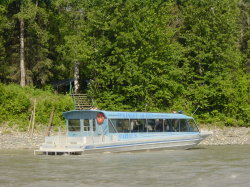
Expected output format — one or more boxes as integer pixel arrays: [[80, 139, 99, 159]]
[[130, 120, 134, 131], [165, 124, 170, 132], [130, 120, 138, 132], [173, 119, 179, 132], [156, 119, 163, 132], [145, 124, 153, 132]]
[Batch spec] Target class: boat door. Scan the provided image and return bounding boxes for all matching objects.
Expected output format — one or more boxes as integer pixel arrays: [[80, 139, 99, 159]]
[[83, 119, 96, 136]]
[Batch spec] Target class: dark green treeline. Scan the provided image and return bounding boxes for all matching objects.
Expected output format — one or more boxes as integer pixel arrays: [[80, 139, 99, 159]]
[[0, 0, 249, 126]]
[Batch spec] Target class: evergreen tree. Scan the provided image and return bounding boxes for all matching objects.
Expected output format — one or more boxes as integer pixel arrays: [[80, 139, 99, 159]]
[[179, 0, 249, 124], [239, 0, 250, 73], [52, 0, 92, 93], [0, 3, 10, 83], [86, 0, 184, 111], [1, 0, 54, 86]]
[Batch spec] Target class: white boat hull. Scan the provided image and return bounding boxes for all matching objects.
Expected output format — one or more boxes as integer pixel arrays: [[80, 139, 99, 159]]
[[35, 133, 206, 155]]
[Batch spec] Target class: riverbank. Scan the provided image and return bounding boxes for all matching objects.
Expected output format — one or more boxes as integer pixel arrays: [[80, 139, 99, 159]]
[[199, 126, 250, 145], [0, 126, 65, 150], [0, 126, 249, 150]]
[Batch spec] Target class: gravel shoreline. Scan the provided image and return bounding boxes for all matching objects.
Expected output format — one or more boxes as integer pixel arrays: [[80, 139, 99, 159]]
[[199, 126, 250, 145], [0, 127, 63, 150], [0, 126, 249, 150]]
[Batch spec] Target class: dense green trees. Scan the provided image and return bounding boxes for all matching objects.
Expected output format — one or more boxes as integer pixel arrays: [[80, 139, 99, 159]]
[[178, 0, 249, 124], [86, 0, 185, 111], [0, 0, 54, 86], [0, 0, 249, 126]]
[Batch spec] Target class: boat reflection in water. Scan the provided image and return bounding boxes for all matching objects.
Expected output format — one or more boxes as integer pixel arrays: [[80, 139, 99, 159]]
[[35, 110, 212, 155]]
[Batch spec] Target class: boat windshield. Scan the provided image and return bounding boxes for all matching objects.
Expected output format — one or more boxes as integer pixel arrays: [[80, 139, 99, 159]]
[[187, 119, 199, 132]]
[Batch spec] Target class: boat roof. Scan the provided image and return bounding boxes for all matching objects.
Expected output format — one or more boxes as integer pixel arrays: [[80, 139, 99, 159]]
[[63, 110, 193, 120]]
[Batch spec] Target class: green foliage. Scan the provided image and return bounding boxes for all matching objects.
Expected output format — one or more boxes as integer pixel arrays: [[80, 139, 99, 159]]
[[0, 4, 10, 80], [225, 118, 237, 127], [178, 0, 250, 126], [86, 0, 185, 112], [0, 0, 249, 127], [0, 84, 74, 130], [0, 0, 55, 86], [0, 84, 30, 126]]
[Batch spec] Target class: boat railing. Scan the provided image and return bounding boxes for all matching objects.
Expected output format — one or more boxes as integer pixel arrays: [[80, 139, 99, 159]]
[[44, 136, 86, 146]]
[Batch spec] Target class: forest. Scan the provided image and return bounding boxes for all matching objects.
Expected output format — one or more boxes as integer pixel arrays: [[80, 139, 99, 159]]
[[0, 0, 249, 128]]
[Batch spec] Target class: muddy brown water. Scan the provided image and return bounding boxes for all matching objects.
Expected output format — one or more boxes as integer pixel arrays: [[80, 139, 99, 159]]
[[0, 145, 250, 187]]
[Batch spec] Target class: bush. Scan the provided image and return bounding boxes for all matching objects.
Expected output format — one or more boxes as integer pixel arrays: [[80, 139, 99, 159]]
[[0, 83, 74, 130], [225, 118, 236, 127]]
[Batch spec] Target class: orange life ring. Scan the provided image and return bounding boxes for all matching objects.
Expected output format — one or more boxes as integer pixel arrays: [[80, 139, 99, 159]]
[[96, 112, 105, 124]]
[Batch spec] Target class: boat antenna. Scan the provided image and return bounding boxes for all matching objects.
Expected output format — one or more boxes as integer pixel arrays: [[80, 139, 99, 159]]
[[192, 106, 200, 116]]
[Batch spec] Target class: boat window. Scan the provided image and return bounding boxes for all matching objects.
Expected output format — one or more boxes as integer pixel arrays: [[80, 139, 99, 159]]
[[109, 119, 129, 133], [117, 119, 129, 132], [131, 119, 146, 132], [180, 119, 189, 132], [108, 120, 116, 133], [164, 119, 195, 132], [146, 119, 164, 132], [107, 118, 197, 133], [146, 119, 155, 132], [164, 119, 173, 132], [188, 119, 199, 132], [156, 119, 164, 132], [84, 119, 90, 131], [172, 119, 180, 132], [68, 119, 81, 131]]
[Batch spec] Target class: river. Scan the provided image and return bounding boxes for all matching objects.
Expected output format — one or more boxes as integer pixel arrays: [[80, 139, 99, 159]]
[[0, 145, 250, 187]]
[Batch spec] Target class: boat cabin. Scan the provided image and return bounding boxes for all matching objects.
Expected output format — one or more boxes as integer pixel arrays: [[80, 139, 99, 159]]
[[63, 110, 199, 137]]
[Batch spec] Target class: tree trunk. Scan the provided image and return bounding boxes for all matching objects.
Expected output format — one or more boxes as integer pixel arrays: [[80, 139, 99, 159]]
[[74, 61, 80, 93], [20, 17, 26, 87]]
